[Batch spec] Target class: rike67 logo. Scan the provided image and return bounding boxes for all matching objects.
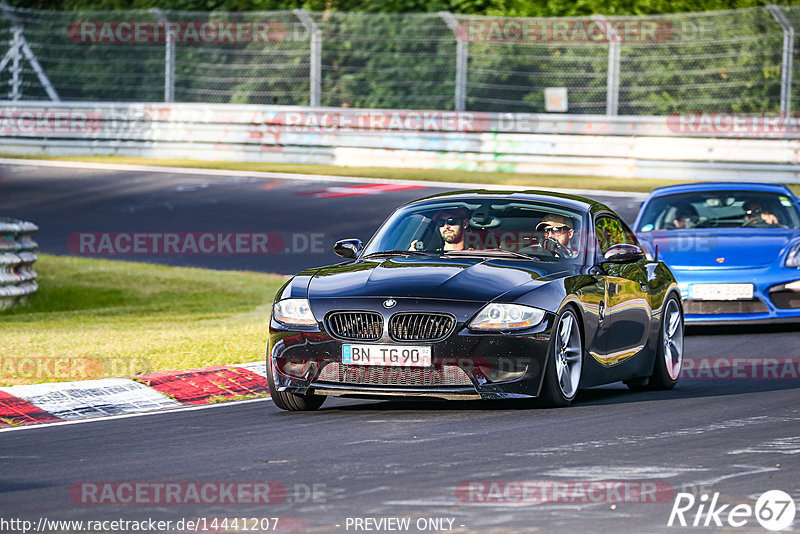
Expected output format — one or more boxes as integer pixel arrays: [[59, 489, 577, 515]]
[[668, 490, 795, 531]]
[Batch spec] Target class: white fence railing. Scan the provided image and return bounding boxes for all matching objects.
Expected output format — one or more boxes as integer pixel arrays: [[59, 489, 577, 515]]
[[1, 102, 800, 182], [0, 217, 38, 310]]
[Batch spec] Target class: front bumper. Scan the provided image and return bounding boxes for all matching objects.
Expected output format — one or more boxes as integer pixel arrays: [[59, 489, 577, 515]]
[[268, 314, 556, 401], [675, 267, 800, 324]]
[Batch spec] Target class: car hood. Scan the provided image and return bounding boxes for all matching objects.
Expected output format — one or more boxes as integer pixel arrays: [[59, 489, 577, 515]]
[[307, 255, 572, 301], [637, 229, 799, 269]]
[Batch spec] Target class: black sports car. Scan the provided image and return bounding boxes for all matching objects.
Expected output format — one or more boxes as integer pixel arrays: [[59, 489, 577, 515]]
[[267, 190, 684, 410]]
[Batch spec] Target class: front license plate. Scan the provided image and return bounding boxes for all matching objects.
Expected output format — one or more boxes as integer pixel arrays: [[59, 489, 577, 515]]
[[691, 283, 754, 301], [342, 344, 432, 367]]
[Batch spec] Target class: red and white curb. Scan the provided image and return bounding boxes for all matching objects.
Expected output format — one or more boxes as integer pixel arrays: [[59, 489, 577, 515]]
[[0, 361, 270, 428]]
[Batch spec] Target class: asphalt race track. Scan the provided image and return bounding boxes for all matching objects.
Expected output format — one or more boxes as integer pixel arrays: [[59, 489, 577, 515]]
[[0, 160, 644, 274], [1, 160, 799, 533]]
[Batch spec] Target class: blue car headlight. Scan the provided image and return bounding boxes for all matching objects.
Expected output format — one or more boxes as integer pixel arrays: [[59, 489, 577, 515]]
[[272, 298, 317, 326], [469, 303, 546, 331], [786, 242, 800, 268]]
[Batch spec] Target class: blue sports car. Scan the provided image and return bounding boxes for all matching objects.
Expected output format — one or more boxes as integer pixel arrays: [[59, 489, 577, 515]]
[[634, 182, 800, 324]]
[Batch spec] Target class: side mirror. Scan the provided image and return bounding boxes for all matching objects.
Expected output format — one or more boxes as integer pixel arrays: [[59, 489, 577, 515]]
[[333, 238, 363, 258], [603, 243, 645, 264]]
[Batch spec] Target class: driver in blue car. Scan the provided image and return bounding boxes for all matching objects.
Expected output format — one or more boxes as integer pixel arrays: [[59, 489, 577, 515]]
[[743, 202, 780, 226], [535, 214, 578, 258], [409, 207, 471, 252]]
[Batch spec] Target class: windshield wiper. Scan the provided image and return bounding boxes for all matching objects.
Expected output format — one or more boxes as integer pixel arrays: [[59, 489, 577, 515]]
[[444, 248, 538, 260], [362, 250, 434, 258]]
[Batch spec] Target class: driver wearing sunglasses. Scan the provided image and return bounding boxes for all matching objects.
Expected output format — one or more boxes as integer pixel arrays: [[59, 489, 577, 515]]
[[535, 214, 577, 257], [409, 208, 471, 252], [743, 202, 780, 226]]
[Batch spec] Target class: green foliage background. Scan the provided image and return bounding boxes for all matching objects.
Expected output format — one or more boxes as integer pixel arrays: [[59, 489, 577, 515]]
[[7, 0, 794, 16], [3, 0, 799, 113]]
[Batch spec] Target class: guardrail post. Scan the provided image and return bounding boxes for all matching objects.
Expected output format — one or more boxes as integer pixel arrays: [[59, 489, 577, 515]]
[[593, 15, 620, 116], [768, 4, 794, 114], [165, 28, 175, 102], [607, 41, 620, 116], [9, 27, 21, 100], [150, 8, 175, 103], [294, 9, 321, 108], [439, 11, 467, 111]]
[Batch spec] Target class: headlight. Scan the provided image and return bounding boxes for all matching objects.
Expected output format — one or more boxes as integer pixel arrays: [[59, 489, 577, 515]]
[[272, 299, 317, 326], [469, 303, 546, 331], [786, 242, 800, 268]]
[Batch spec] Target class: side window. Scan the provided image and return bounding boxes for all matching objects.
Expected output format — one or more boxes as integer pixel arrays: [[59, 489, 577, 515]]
[[619, 219, 639, 247], [595, 216, 638, 254]]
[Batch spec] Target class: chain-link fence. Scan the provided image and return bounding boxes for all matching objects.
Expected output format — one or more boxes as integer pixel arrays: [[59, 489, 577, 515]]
[[1, 4, 798, 115]]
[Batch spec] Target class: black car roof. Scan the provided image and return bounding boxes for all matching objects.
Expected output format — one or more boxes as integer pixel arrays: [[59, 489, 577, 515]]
[[403, 189, 612, 215]]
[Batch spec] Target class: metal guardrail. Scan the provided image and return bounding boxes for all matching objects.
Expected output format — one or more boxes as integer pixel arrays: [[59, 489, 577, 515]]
[[1, 102, 799, 182], [0, 217, 38, 310], [0, 100, 793, 136]]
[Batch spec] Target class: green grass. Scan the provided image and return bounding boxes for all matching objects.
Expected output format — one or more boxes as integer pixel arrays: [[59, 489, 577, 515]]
[[0, 254, 286, 386], [10, 153, 794, 195]]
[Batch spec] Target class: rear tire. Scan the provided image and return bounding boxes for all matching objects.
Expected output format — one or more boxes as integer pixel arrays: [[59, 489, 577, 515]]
[[267, 358, 326, 411], [649, 296, 684, 389], [626, 295, 683, 391], [538, 308, 583, 408]]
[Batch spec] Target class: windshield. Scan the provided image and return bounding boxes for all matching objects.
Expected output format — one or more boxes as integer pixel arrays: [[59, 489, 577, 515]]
[[637, 191, 800, 231], [363, 199, 587, 263]]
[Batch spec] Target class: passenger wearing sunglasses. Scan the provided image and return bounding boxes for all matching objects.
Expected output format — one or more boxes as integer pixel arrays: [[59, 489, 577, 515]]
[[535, 214, 577, 258], [409, 208, 471, 252]]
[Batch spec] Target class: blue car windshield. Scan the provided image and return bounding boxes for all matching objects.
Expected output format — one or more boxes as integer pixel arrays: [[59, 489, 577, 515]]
[[363, 199, 587, 263], [637, 191, 800, 231]]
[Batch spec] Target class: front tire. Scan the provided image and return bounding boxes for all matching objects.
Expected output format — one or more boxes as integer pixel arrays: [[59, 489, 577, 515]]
[[267, 358, 326, 411], [539, 308, 583, 407]]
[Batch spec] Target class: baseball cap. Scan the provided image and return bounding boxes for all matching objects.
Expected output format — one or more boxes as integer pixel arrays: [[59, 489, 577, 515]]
[[536, 214, 573, 231]]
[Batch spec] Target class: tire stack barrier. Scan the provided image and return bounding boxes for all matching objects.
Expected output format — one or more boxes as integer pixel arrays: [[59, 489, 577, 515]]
[[0, 218, 39, 310]]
